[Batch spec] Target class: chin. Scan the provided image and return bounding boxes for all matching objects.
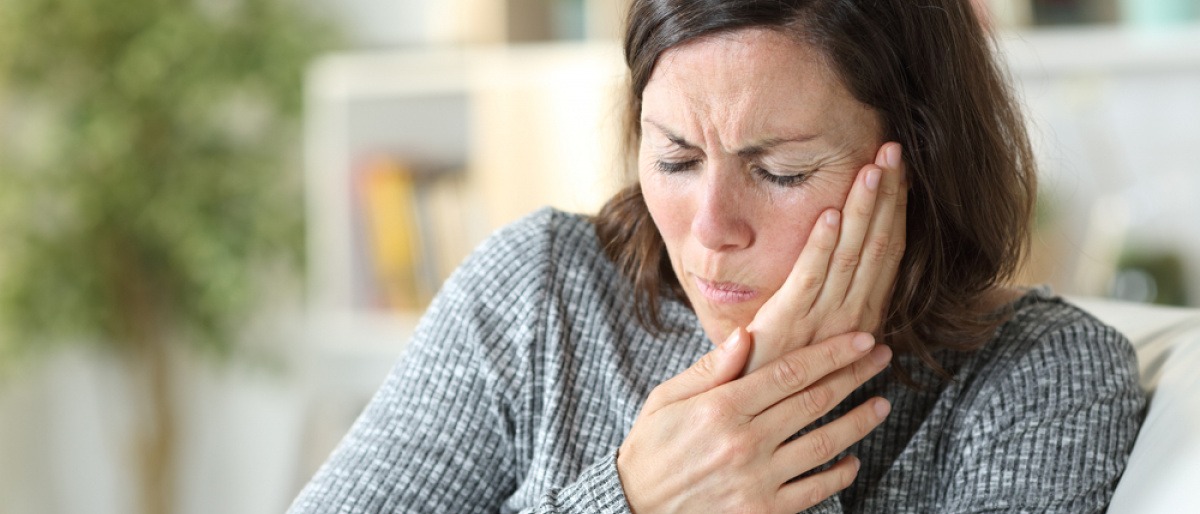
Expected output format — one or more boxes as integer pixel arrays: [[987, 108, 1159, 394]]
[[696, 311, 750, 346], [684, 294, 754, 345]]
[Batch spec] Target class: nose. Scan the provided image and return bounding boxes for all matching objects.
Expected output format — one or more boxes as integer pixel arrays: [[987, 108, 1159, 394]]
[[691, 165, 754, 251]]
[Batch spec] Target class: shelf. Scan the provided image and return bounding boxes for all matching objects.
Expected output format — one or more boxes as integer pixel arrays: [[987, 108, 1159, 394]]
[[302, 25, 1200, 346], [304, 42, 627, 319]]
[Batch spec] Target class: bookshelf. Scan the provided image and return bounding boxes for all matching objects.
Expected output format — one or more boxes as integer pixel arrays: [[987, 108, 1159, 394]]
[[298, 41, 628, 478], [304, 43, 626, 318]]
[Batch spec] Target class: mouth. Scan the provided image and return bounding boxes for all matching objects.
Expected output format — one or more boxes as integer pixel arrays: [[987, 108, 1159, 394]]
[[692, 275, 759, 305]]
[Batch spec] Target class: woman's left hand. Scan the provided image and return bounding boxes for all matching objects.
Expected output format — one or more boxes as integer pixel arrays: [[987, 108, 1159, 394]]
[[742, 142, 908, 373]]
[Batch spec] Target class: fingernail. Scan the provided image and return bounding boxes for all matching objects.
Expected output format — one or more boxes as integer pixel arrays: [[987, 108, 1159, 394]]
[[852, 333, 874, 352], [824, 210, 840, 226], [873, 398, 892, 419], [865, 167, 881, 191], [886, 144, 901, 170], [721, 329, 742, 353]]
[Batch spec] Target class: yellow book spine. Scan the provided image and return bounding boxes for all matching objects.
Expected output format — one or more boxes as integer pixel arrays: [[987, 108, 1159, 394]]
[[359, 158, 422, 310]]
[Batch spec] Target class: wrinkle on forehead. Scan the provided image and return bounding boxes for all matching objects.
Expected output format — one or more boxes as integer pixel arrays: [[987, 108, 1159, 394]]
[[645, 28, 876, 156]]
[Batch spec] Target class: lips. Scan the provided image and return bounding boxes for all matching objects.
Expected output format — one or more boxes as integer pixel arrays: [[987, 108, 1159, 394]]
[[693, 275, 759, 304]]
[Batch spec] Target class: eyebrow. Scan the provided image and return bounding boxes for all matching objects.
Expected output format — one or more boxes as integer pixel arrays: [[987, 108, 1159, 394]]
[[642, 118, 819, 158]]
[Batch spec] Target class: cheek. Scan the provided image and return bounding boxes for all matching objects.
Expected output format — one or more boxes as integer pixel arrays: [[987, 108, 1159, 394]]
[[755, 206, 820, 280], [639, 171, 689, 254], [754, 180, 854, 281]]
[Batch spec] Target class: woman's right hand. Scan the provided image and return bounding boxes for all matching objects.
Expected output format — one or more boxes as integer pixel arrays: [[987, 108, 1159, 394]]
[[616, 329, 892, 514], [743, 142, 908, 373]]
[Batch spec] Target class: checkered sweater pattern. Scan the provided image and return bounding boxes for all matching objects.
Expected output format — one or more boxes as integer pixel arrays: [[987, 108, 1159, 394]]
[[288, 208, 1144, 513]]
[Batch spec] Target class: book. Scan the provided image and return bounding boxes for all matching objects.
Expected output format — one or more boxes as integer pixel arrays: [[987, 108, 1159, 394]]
[[356, 157, 425, 311]]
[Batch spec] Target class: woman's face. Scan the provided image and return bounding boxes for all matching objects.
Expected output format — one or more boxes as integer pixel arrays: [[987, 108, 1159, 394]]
[[639, 28, 884, 345]]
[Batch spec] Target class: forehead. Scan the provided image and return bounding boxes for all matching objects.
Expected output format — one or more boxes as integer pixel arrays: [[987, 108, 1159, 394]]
[[654, 28, 835, 88], [642, 28, 873, 143]]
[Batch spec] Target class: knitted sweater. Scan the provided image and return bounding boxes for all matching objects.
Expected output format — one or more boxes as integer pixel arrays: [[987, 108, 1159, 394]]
[[288, 208, 1144, 513]]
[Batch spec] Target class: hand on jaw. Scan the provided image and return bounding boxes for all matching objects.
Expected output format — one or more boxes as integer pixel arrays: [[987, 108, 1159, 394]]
[[744, 141, 909, 373], [617, 143, 908, 514]]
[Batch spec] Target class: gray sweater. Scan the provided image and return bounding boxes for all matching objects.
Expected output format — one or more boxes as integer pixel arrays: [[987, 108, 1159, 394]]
[[288, 208, 1144, 513]]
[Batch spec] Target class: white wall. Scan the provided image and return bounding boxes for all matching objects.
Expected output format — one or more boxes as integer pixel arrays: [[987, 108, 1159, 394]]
[[1000, 25, 1200, 304]]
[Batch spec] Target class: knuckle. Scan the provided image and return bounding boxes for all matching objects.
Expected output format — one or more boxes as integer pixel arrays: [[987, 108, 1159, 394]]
[[807, 430, 837, 460], [697, 395, 737, 426], [815, 341, 842, 370], [832, 251, 860, 272], [692, 352, 719, 377], [772, 356, 811, 391], [801, 383, 836, 416], [712, 432, 756, 467], [814, 230, 838, 251], [864, 236, 891, 263], [852, 202, 873, 220], [797, 270, 825, 293]]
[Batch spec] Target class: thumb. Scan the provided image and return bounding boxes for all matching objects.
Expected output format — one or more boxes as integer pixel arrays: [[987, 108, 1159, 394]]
[[644, 327, 751, 411]]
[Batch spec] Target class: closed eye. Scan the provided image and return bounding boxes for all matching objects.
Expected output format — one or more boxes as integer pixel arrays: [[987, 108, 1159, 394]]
[[754, 167, 811, 187], [655, 159, 700, 173]]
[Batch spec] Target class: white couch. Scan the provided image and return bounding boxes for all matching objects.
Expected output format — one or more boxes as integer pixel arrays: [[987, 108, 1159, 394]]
[[1070, 298, 1200, 513]]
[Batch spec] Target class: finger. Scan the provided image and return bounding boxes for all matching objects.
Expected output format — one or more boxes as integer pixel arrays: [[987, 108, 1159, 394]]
[[844, 143, 907, 329], [755, 344, 892, 442], [744, 209, 841, 372], [642, 327, 751, 412], [816, 161, 882, 308], [729, 332, 875, 416], [767, 208, 842, 317], [774, 456, 861, 514], [863, 174, 908, 334], [772, 397, 890, 486]]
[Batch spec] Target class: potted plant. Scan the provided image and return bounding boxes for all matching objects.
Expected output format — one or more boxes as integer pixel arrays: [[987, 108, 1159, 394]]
[[0, 1, 335, 512]]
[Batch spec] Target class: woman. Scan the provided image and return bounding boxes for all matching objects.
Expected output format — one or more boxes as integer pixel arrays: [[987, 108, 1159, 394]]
[[289, 1, 1143, 512]]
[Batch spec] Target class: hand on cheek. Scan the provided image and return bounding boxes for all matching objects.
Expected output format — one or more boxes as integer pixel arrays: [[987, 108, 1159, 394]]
[[742, 142, 908, 374], [616, 144, 906, 514]]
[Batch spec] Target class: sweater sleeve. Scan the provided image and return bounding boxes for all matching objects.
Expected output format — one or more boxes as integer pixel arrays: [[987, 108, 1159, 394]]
[[941, 318, 1145, 513], [287, 209, 642, 514], [286, 243, 529, 512], [517, 450, 631, 514]]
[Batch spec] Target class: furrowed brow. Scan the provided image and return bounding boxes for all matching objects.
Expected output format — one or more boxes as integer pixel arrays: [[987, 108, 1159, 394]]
[[643, 119, 698, 150], [737, 135, 820, 158], [642, 117, 819, 154]]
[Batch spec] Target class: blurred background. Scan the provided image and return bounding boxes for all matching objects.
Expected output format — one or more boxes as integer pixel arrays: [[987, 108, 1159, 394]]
[[0, 0, 1197, 513]]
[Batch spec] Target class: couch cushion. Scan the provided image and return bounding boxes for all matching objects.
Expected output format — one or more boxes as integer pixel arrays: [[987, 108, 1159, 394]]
[[1071, 297, 1199, 390], [1073, 297, 1200, 514]]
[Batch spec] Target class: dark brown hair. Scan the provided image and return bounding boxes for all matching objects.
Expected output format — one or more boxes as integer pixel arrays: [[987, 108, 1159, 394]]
[[593, 0, 1037, 378]]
